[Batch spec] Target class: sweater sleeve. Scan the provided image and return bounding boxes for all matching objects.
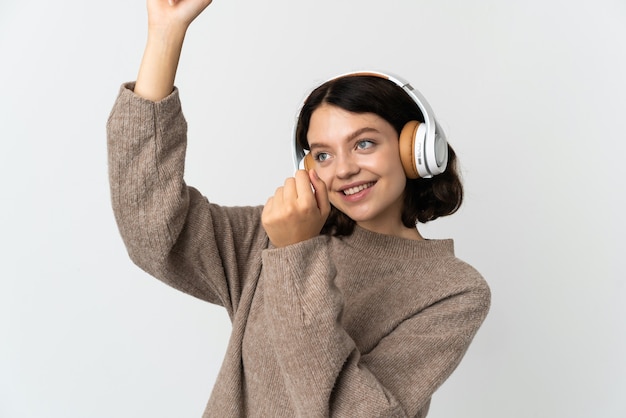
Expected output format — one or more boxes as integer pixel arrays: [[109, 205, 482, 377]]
[[261, 238, 490, 417], [107, 83, 268, 315]]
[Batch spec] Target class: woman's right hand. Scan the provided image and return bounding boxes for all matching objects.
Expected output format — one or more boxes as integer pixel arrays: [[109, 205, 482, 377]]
[[146, 0, 213, 33], [134, 0, 213, 101]]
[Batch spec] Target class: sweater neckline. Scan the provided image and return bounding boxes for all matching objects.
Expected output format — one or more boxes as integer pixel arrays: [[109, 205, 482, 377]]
[[341, 226, 455, 260]]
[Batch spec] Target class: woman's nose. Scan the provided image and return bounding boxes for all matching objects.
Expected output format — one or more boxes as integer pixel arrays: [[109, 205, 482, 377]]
[[335, 153, 360, 179]]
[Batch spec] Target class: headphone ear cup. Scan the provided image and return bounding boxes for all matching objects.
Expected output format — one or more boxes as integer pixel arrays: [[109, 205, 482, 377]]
[[399, 121, 421, 179], [303, 153, 314, 171]]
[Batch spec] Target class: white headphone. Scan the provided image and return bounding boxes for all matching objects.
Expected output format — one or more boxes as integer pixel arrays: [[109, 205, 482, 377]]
[[292, 70, 448, 179]]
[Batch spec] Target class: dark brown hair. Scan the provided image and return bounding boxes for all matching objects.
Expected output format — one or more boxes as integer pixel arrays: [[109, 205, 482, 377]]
[[295, 75, 463, 236]]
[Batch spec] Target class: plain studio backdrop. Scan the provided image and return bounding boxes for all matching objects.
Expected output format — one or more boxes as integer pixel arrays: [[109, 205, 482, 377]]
[[1, 0, 625, 417]]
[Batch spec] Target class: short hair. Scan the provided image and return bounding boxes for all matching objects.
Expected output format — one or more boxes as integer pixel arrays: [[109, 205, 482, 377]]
[[295, 75, 463, 236]]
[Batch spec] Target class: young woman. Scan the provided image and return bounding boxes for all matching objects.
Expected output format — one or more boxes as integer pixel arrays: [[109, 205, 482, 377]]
[[107, 1, 490, 417]]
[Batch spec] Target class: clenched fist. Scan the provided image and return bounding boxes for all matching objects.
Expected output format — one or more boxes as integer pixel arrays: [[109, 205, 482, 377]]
[[262, 169, 331, 247]]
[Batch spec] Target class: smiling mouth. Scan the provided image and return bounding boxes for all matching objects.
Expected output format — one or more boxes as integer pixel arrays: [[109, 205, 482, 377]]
[[342, 182, 375, 196]]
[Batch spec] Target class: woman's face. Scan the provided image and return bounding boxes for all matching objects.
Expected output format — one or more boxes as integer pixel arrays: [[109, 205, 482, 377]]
[[307, 103, 408, 235]]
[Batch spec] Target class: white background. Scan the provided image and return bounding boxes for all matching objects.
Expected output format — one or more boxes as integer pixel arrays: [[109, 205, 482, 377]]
[[1, 0, 625, 417]]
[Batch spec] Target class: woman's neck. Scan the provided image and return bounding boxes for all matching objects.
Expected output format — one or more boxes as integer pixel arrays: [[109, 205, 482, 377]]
[[356, 221, 424, 240]]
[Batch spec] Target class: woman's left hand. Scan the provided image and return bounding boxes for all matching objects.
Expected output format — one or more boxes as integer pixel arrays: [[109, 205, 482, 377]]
[[262, 169, 331, 247]]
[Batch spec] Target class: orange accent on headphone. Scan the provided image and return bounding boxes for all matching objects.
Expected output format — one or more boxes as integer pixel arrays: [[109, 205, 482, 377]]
[[399, 121, 421, 179]]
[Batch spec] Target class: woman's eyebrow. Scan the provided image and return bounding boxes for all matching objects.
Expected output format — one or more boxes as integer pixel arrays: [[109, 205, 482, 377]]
[[309, 127, 380, 150]]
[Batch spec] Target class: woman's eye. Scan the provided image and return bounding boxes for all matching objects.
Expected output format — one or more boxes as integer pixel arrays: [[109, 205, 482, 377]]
[[314, 152, 330, 162], [356, 140, 374, 150]]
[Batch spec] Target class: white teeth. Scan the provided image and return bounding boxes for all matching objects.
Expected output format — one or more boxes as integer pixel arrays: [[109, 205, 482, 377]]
[[343, 182, 374, 196]]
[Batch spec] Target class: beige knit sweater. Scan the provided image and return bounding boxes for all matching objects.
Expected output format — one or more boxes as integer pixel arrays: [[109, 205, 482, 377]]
[[107, 83, 491, 418]]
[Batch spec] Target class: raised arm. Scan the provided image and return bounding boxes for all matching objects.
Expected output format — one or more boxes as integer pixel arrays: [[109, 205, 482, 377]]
[[134, 0, 213, 101], [108, 0, 270, 312]]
